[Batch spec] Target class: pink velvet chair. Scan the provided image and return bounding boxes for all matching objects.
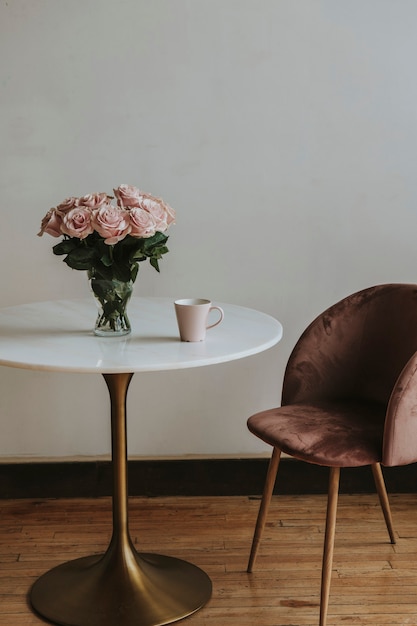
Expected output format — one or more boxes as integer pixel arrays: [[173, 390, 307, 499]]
[[247, 284, 417, 626]]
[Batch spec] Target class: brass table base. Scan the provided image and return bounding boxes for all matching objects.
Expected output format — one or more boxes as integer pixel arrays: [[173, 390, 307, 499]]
[[31, 546, 212, 626], [30, 372, 212, 625]]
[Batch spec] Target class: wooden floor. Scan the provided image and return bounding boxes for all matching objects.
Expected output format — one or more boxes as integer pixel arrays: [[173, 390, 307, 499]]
[[1, 493, 417, 625]]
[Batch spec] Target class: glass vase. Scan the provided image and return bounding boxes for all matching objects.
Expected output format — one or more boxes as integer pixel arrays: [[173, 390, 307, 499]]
[[89, 274, 133, 336]]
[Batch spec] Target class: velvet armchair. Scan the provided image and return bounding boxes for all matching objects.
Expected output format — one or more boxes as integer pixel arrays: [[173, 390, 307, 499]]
[[247, 284, 417, 626]]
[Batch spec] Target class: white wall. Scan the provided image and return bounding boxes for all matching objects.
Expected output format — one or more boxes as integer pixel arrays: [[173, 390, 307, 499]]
[[1, 0, 417, 459]]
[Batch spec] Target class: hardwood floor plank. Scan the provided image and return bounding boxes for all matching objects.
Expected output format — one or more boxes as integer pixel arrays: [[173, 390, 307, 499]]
[[1, 494, 417, 625]]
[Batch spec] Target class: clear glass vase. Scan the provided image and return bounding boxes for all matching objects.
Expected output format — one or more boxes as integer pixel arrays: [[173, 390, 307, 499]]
[[89, 274, 133, 336]]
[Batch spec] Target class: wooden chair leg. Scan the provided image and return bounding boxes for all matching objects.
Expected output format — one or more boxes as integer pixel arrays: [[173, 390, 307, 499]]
[[320, 466, 340, 626], [372, 462, 396, 544], [247, 447, 281, 572]]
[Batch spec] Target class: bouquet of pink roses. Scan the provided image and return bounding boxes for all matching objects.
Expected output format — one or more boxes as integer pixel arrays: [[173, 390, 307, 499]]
[[38, 184, 176, 335], [38, 184, 175, 282]]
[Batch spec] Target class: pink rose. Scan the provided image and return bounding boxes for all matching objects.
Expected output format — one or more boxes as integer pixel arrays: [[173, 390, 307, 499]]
[[78, 193, 109, 209], [56, 197, 79, 215], [129, 207, 157, 238], [113, 184, 142, 208], [91, 203, 131, 245], [61, 207, 94, 240], [164, 201, 176, 226], [138, 194, 170, 231], [37, 208, 63, 237], [114, 185, 176, 231]]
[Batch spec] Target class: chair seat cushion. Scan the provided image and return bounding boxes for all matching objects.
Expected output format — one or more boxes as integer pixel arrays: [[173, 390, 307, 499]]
[[247, 400, 385, 467]]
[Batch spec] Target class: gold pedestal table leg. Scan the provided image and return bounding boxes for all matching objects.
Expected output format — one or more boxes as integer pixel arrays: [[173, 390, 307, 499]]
[[30, 372, 212, 626]]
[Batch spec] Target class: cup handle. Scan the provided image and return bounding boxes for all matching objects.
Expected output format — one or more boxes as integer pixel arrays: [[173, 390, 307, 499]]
[[206, 306, 224, 330]]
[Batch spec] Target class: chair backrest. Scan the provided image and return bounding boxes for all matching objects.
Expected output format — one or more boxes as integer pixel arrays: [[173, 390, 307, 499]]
[[281, 284, 417, 466]]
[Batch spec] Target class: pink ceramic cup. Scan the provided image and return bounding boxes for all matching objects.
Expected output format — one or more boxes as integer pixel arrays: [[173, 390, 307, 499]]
[[174, 298, 224, 342]]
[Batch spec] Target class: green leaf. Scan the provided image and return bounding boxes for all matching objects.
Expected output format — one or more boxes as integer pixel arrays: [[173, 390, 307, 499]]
[[130, 250, 147, 262], [143, 233, 168, 253], [53, 239, 79, 255], [151, 231, 169, 245], [154, 245, 169, 257], [131, 263, 139, 282], [108, 261, 132, 282], [63, 246, 98, 271], [100, 249, 113, 267]]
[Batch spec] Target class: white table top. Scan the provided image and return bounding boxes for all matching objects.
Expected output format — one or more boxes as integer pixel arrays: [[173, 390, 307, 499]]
[[0, 298, 283, 373]]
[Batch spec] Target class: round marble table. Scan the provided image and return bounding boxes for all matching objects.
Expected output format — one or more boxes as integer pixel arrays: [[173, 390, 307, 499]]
[[0, 297, 283, 626]]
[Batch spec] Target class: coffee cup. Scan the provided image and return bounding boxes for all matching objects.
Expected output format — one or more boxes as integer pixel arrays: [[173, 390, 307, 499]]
[[174, 298, 224, 342]]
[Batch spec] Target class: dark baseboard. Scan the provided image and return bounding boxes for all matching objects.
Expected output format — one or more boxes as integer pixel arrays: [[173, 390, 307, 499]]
[[0, 457, 416, 499]]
